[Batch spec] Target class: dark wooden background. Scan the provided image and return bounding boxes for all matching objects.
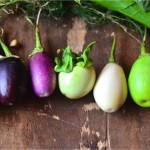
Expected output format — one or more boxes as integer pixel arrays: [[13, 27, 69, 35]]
[[0, 14, 150, 149]]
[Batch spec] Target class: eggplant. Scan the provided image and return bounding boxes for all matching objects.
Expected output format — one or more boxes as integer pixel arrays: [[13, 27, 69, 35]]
[[30, 52, 56, 97], [0, 39, 27, 105], [29, 26, 56, 97]]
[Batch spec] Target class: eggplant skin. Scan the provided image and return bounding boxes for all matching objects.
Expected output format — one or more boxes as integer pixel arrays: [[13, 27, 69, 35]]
[[29, 52, 56, 97], [0, 57, 27, 105]]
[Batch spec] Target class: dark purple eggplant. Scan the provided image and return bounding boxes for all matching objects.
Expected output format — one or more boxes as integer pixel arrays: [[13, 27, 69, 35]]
[[0, 39, 27, 105], [29, 25, 56, 97]]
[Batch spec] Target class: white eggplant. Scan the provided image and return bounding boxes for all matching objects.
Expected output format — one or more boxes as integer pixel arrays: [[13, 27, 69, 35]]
[[93, 63, 127, 112], [93, 34, 128, 113]]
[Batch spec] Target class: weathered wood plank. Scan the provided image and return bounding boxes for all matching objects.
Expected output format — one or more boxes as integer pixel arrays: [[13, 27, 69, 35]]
[[0, 15, 107, 149], [107, 100, 150, 149], [0, 14, 150, 149]]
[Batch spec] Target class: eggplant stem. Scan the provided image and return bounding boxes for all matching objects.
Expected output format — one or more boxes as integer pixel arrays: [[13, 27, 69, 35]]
[[31, 23, 44, 56], [109, 33, 116, 63], [36, 2, 49, 26], [143, 27, 147, 43], [141, 27, 147, 56], [29, 27, 44, 57], [36, 8, 42, 26], [0, 39, 12, 57], [31, 3, 49, 55], [35, 25, 43, 50]]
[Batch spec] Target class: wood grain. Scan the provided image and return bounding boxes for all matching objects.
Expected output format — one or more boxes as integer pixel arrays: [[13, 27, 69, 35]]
[[0, 14, 149, 149]]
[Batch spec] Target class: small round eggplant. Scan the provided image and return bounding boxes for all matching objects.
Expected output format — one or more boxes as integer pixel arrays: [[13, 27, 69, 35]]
[[0, 38, 27, 105], [54, 42, 96, 99], [29, 52, 56, 97]]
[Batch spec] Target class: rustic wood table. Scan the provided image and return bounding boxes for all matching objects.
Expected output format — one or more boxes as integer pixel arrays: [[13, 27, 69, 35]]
[[0, 15, 150, 149]]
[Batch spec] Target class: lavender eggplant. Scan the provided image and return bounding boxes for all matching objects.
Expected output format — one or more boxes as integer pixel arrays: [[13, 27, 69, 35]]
[[0, 39, 27, 105], [29, 25, 56, 97]]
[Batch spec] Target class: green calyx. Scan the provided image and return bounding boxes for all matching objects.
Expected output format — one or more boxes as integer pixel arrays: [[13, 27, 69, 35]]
[[76, 41, 96, 67], [54, 46, 77, 73], [140, 42, 147, 56], [0, 38, 13, 57], [54, 41, 96, 73]]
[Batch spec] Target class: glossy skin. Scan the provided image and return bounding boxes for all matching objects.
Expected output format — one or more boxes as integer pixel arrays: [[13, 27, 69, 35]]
[[58, 66, 96, 99], [30, 52, 56, 97], [0, 57, 27, 105], [128, 55, 150, 107], [93, 63, 127, 113]]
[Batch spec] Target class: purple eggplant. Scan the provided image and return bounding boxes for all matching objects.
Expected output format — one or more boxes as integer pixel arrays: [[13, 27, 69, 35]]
[[30, 52, 56, 97], [29, 26, 56, 97], [0, 39, 27, 105]]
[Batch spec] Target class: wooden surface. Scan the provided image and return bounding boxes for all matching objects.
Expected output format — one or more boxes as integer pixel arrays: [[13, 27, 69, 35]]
[[0, 14, 150, 149]]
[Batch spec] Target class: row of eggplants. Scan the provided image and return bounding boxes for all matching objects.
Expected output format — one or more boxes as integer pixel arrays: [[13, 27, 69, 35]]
[[54, 32, 150, 112], [0, 23, 149, 112], [0, 24, 56, 105]]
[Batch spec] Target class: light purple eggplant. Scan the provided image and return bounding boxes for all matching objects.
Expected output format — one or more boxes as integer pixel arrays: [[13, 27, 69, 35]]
[[29, 26, 56, 97], [29, 52, 56, 97]]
